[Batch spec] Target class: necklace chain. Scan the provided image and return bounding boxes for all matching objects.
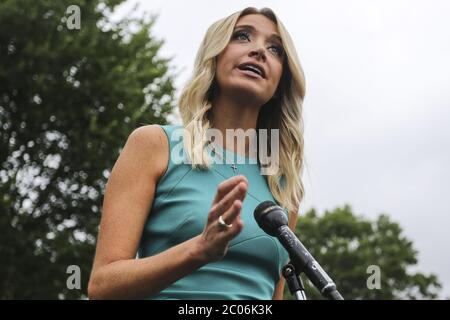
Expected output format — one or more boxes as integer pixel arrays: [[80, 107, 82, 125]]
[[209, 143, 238, 173]]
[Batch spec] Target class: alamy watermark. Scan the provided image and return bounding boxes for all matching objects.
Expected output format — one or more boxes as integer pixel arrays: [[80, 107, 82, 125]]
[[366, 265, 381, 290], [66, 265, 81, 290], [169, 126, 280, 175], [65, 5, 81, 30]]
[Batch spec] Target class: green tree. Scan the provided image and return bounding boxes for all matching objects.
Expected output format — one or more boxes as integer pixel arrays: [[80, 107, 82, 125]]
[[0, 0, 176, 299], [283, 205, 441, 300]]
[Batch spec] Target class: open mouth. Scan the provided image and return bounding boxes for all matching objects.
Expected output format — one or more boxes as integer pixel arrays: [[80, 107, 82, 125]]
[[238, 69, 263, 79], [237, 63, 266, 79]]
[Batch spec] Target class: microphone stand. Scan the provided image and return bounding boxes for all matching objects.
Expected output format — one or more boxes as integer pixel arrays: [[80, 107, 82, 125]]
[[282, 263, 307, 300], [282, 261, 344, 300]]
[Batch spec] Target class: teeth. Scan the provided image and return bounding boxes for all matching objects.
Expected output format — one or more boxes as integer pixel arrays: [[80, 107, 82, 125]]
[[246, 66, 261, 75], [241, 64, 263, 77]]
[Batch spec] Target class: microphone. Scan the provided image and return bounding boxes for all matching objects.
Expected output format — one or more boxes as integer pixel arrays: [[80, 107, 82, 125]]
[[254, 201, 344, 300]]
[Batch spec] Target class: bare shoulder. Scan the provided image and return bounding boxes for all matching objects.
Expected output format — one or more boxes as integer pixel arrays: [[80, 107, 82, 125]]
[[90, 124, 169, 270], [124, 124, 169, 181], [128, 124, 167, 148]]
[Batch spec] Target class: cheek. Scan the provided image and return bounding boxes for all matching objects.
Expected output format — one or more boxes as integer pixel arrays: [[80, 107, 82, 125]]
[[272, 66, 283, 88], [215, 51, 234, 80], [215, 58, 228, 86], [275, 65, 283, 82]]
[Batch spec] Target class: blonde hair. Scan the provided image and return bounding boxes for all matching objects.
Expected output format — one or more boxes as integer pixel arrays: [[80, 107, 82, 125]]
[[178, 7, 306, 229]]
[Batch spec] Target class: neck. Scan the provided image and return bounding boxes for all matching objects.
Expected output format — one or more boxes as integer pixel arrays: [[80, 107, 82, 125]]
[[210, 92, 261, 157]]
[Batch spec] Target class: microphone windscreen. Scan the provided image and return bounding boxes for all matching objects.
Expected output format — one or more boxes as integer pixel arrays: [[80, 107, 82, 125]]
[[253, 201, 288, 236]]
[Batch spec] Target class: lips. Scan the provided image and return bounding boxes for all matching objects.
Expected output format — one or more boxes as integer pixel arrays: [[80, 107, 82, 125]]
[[237, 62, 266, 79], [237, 68, 264, 80]]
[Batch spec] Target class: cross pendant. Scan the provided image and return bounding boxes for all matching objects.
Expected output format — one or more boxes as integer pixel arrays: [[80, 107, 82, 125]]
[[230, 164, 237, 173]]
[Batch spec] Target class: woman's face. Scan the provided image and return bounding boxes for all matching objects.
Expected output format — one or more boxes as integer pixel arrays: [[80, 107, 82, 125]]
[[215, 14, 285, 106]]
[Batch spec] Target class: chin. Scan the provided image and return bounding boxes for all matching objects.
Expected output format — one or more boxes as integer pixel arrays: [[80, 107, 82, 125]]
[[227, 78, 268, 99], [229, 85, 267, 104]]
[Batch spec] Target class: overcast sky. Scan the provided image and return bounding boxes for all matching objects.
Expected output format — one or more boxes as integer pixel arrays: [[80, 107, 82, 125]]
[[114, 0, 450, 298]]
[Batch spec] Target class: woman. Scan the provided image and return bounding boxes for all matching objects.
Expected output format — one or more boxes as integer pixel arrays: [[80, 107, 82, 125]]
[[88, 7, 306, 300]]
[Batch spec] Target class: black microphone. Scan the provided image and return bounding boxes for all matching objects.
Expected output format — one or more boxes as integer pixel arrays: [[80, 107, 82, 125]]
[[254, 201, 344, 300]]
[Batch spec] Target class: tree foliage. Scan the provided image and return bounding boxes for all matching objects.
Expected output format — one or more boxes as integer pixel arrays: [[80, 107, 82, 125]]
[[284, 205, 442, 300], [0, 0, 176, 299]]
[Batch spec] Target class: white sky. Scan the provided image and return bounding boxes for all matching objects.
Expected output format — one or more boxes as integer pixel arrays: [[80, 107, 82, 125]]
[[114, 0, 450, 298]]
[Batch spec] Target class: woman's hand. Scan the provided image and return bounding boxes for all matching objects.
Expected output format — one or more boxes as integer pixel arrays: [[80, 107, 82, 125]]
[[195, 175, 248, 262]]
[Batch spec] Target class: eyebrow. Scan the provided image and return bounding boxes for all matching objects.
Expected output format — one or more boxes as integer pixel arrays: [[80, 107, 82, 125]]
[[233, 24, 282, 43]]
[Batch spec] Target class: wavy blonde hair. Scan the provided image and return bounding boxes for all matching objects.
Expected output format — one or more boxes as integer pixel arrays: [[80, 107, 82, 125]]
[[178, 7, 306, 229]]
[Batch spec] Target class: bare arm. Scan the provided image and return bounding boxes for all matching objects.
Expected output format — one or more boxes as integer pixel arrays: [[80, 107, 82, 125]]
[[272, 278, 286, 300], [87, 125, 248, 299]]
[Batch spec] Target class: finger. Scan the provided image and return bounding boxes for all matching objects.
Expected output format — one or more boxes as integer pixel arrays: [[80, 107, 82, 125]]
[[209, 181, 247, 220], [221, 199, 243, 226], [212, 175, 247, 205], [212, 175, 248, 204], [221, 202, 244, 241]]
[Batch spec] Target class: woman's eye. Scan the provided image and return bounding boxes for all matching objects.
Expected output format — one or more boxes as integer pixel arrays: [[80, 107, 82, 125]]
[[232, 31, 284, 57], [269, 45, 284, 56], [233, 31, 250, 41]]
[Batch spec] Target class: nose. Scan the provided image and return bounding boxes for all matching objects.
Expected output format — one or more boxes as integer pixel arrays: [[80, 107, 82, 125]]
[[249, 45, 267, 62]]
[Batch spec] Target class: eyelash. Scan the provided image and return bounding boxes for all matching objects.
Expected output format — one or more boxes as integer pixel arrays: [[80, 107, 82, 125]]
[[232, 30, 284, 57]]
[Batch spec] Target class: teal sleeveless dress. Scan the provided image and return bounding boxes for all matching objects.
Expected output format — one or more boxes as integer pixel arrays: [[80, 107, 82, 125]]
[[138, 124, 289, 299]]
